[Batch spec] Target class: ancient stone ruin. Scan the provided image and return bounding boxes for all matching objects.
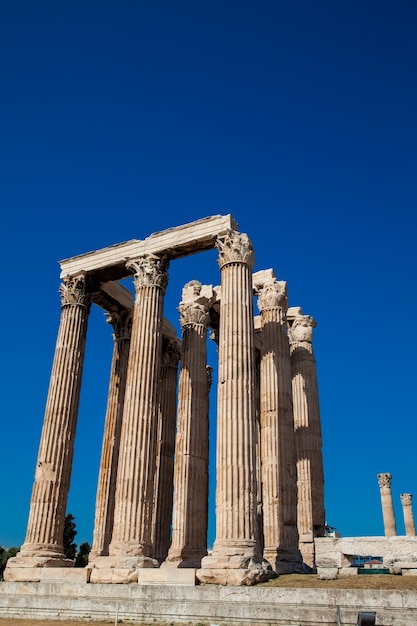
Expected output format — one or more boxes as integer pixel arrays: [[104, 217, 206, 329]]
[[5, 215, 325, 585]]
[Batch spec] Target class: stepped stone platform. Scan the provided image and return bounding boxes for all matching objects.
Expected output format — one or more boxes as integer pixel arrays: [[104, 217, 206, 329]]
[[1, 580, 417, 625]]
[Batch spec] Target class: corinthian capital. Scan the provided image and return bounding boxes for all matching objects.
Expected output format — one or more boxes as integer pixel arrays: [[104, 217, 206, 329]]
[[178, 280, 212, 328], [257, 280, 288, 313], [400, 494, 413, 506], [216, 230, 254, 269], [179, 301, 210, 328], [288, 314, 316, 344], [106, 309, 133, 340], [127, 254, 169, 292], [378, 473, 392, 489], [59, 274, 91, 308]]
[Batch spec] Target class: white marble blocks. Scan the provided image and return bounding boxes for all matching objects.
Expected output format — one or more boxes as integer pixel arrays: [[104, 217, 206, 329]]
[[5, 216, 326, 585]]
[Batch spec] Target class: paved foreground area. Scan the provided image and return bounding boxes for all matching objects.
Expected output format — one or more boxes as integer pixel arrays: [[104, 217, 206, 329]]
[[0, 621, 136, 626]]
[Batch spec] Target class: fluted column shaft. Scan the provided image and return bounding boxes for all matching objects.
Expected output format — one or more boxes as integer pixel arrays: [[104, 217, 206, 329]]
[[152, 340, 180, 563], [377, 473, 397, 536], [400, 494, 416, 536], [90, 310, 132, 560], [290, 314, 325, 568], [257, 280, 301, 573], [165, 282, 211, 567], [201, 230, 264, 577], [110, 254, 168, 561], [20, 275, 91, 561]]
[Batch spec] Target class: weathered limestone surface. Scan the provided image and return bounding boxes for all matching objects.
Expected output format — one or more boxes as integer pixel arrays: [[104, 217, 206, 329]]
[[89, 309, 132, 560], [400, 493, 416, 537], [2, 581, 417, 626], [105, 254, 169, 576], [165, 281, 212, 568], [152, 338, 180, 563], [6, 276, 91, 575], [315, 536, 417, 569], [199, 230, 272, 585], [7, 216, 327, 587], [255, 272, 303, 573], [378, 473, 397, 537], [288, 309, 325, 570], [60, 215, 238, 282]]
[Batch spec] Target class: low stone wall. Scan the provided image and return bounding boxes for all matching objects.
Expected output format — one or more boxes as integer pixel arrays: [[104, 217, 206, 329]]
[[1, 581, 417, 626], [315, 536, 417, 574]]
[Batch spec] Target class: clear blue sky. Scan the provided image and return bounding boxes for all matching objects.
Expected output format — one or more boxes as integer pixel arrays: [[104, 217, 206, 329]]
[[1, 1, 416, 549]]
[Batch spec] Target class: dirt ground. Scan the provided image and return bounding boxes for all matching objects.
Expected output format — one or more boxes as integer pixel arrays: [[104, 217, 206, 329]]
[[1, 574, 417, 625], [263, 572, 417, 589]]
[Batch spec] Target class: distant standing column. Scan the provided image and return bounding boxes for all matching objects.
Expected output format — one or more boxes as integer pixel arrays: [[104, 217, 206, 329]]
[[199, 230, 271, 585], [109, 254, 169, 569], [13, 275, 91, 567], [289, 312, 325, 569], [400, 494, 416, 536], [377, 473, 397, 537], [152, 338, 180, 563], [257, 278, 302, 573], [89, 309, 132, 560], [165, 281, 212, 568]]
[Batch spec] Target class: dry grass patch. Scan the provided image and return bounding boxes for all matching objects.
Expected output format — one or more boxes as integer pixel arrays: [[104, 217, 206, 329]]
[[263, 572, 417, 590]]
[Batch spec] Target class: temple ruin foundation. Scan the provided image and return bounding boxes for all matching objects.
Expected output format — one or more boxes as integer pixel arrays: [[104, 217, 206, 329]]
[[5, 215, 326, 585]]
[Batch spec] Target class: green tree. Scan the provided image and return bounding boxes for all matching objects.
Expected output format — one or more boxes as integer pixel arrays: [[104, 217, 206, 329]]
[[75, 541, 91, 567], [0, 546, 20, 580], [63, 513, 77, 560]]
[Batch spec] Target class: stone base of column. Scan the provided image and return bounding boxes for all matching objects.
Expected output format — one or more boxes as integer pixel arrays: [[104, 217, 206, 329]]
[[88, 555, 159, 584], [162, 549, 207, 569], [4, 546, 75, 581], [88, 540, 159, 581], [299, 542, 316, 571], [264, 546, 306, 575], [197, 541, 275, 585]]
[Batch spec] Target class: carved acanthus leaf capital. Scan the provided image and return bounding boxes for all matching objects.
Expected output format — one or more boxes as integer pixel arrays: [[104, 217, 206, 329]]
[[179, 301, 210, 328], [289, 315, 316, 344], [179, 280, 212, 328], [106, 309, 133, 340], [127, 254, 169, 292], [59, 274, 91, 309], [400, 493, 413, 506], [216, 230, 254, 269], [377, 473, 392, 489], [257, 280, 288, 313]]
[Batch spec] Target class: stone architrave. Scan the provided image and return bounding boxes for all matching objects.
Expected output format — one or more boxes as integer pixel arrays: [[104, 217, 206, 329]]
[[89, 309, 132, 561], [152, 339, 181, 563], [400, 494, 416, 537], [289, 311, 325, 569], [256, 278, 303, 574], [107, 254, 169, 574], [199, 230, 272, 585], [377, 473, 397, 537], [165, 281, 212, 568], [6, 275, 91, 574]]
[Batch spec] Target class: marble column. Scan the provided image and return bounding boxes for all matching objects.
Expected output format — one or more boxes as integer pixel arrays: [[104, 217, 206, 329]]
[[89, 309, 132, 560], [400, 494, 416, 536], [8, 275, 91, 572], [165, 281, 212, 568], [289, 312, 325, 569], [257, 279, 303, 574], [377, 473, 397, 537], [199, 230, 272, 585], [108, 254, 169, 571], [152, 338, 180, 563]]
